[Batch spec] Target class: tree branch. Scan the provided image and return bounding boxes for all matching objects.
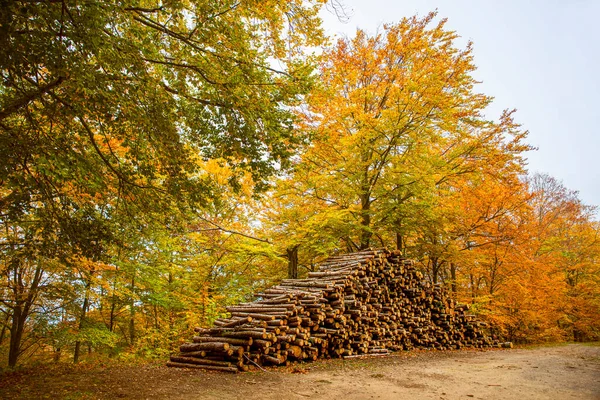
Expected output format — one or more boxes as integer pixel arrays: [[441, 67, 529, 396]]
[[0, 76, 65, 121], [194, 216, 271, 244]]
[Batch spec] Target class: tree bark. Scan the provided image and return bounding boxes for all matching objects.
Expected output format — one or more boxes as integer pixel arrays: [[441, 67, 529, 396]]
[[74, 280, 91, 363], [359, 193, 372, 250], [108, 268, 119, 332], [286, 246, 299, 279], [431, 257, 439, 284], [8, 260, 43, 368], [8, 304, 24, 368], [109, 298, 117, 332], [0, 312, 11, 345], [396, 232, 404, 253], [450, 262, 457, 297], [129, 273, 136, 346]]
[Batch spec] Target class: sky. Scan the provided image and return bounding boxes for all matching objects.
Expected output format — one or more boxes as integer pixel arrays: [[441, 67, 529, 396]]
[[320, 0, 600, 208]]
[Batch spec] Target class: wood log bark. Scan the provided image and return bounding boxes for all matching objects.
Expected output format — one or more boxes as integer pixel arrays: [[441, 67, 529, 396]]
[[166, 361, 238, 373], [180, 342, 229, 353]]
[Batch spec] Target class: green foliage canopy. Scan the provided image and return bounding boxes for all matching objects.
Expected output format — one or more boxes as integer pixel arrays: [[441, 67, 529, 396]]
[[0, 0, 324, 253]]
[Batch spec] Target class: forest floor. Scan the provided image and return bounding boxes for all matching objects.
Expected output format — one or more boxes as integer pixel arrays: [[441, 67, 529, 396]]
[[0, 343, 598, 400]]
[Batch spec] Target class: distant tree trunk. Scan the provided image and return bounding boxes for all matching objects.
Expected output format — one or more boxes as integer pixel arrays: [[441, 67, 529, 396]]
[[573, 327, 582, 342], [168, 271, 174, 342], [431, 257, 440, 284], [109, 270, 119, 332], [343, 237, 358, 253], [109, 248, 122, 333], [200, 283, 206, 326], [8, 260, 43, 368], [359, 193, 372, 250], [396, 232, 403, 253], [8, 304, 24, 368], [129, 273, 136, 346], [109, 298, 117, 332], [0, 312, 11, 345], [154, 303, 160, 331], [74, 280, 91, 363], [450, 263, 457, 298], [286, 246, 299, 279], [53, 347, 61, 362], [395, 216, 405, 254]]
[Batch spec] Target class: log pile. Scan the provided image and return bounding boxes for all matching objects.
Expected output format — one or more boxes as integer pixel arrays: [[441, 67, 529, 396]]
[[168, 249, 500, 372]]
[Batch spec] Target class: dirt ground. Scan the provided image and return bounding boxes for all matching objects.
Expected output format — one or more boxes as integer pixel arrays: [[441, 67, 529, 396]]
[[0, 343, 598, 400]]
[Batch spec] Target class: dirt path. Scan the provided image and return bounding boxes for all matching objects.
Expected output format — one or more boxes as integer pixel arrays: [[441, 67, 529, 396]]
[[1, 344, 598, 399]]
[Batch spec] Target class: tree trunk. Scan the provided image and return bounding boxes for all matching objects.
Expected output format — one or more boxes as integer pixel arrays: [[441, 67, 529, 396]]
[[109, 298, 117, 332], [0, 312, 11, 345], [108, 269, 118, 332], [53, 347, 61, 362], [74, 281, 91, 363], [129, 273, 136, 346], [450, 262, 457, 297], [8, 304, 24, 368], [168, 272, 174, 343], [396, 232, 403, 252], [8, 260, 43, 368], [431, 257, 439, 284], [109, 248, 122, 332], [359, 193, 372, 250], [286, 246, 299, 279], [395, 217, 406, 255]]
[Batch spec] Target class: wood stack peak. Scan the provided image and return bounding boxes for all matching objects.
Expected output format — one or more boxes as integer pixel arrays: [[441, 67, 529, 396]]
[[168, 248, 500, 372]]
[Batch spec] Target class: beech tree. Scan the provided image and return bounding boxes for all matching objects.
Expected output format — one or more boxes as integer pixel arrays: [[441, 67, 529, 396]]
[[280, 13, 530, 253]]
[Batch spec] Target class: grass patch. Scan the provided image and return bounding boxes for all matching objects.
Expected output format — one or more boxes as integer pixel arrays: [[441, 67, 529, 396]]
[[516, 341, 600, 350], [574, 342, 600, 347]]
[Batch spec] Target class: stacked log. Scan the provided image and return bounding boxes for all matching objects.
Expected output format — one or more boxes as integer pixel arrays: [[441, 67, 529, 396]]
[[168, 249, 500, 372]]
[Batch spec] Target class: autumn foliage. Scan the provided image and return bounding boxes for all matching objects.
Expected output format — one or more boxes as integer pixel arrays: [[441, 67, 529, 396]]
[[269, 14, 599, 344], [0, 4, 598, 368]]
